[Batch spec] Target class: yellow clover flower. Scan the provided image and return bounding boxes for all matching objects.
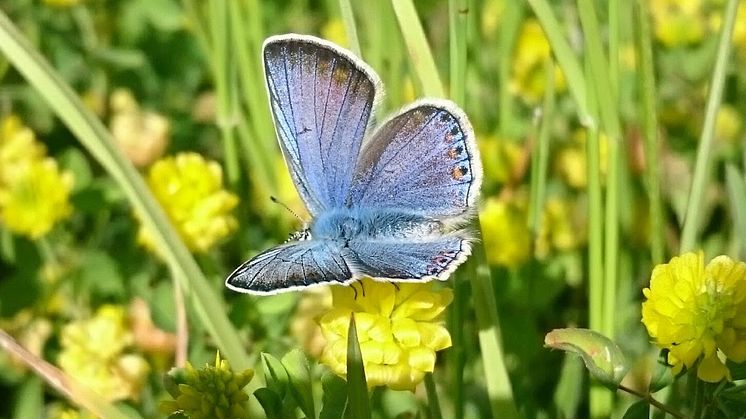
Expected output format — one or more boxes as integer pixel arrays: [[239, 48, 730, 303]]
[[479, 195, 531, 268], [137, 152, 239, 253], [160, 352, 254, 419], [0, 158, 74, 239], [650, 0, 706, 47], [0, 115, 46, 182], [642, 252, 746, 382], [319, 278, 453, 390], [58, 305, 150, 401], [510, 19, 566, 104], [536, 198, 585, 259]]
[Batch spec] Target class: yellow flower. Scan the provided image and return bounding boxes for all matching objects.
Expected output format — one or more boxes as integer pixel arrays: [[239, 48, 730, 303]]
[[109, 88, 170, 167], [650, 0, 706, 47], [554, 130, 608, 189], [58, 305, 150, 401], [0, 158, 74, 239], [478, 135, 524, 189], [535, 198, 585, 259], [321, 18, 348, 48], [510, 19, 566, 104], [0, 115, 46, 183], [160, 352, 254, 419], [479, 195, 531, 267], [642, 252, 746, 382], [318, 279, 453, 390], [715, 104, 742, 144], [137, 152, 239, 253]]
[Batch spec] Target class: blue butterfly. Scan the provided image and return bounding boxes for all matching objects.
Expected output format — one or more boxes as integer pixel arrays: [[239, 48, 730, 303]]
[[226, 34, 482, 295]]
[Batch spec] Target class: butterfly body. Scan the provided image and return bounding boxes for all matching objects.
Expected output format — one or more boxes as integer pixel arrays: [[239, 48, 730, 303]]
[[310, 207, 441, 241], [226, 34, 482, 295]]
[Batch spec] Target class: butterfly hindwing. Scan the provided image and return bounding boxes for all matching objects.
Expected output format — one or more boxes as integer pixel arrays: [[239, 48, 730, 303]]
[[348, 100, 481, 217], [226, 240, 352, 294], [344, 235, 471, 281], [263, 35, 380, 214]]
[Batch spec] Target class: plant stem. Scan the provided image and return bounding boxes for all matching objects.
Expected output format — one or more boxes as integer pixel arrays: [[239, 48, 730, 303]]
[[0, 330, 135, 419], [617, 384, 686, 419], [680, 0, 739, 252], [635, 0, 665, 265], [338, 0, 361, 55], [424, 373, 444, 419], [390, 0, 444, 97]]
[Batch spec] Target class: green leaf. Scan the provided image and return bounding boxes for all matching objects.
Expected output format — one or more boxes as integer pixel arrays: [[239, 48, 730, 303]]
[[253, 388, 283, 419], [282, 349, 315, 419], [58, 147, 92, 193], [345, 315, 371, 419], [621, 400, 650, 419], [12, 376, 42, 419], [649, 351, 674, 393], [261, 353, 290, 400], [727, 360, 746, 381], [544, 328, 629, 388], [79, 250, 125, 299], [320, 371, 347, 419]]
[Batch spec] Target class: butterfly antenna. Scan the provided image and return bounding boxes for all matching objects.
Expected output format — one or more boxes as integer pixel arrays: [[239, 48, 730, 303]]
[[270, 196, 305, 222]]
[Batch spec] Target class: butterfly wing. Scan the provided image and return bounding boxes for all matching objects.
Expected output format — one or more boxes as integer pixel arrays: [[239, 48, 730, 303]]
[[345, 235, 470, 281], [347, 99, 481, 217], [263, 34, 380, 213], [226, 240, 353, 295]]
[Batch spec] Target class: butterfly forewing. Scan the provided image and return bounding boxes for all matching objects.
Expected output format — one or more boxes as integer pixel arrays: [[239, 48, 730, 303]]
[[226, 241, 353, 294], [347, 101, 482, 217], [263, 35, 379, 214]]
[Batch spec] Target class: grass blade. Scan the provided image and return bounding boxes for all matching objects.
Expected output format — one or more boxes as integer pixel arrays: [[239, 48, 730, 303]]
[[680, 0, 739, 252], [390, 0, 444, 97], [345, 315, 371, 419]]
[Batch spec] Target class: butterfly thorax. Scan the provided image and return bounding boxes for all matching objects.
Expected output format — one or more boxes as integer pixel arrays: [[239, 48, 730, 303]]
[[310, 208, 441, 241]]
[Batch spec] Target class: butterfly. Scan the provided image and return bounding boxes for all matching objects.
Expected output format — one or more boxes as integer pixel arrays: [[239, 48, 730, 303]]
[[225, 34, 482, 295]]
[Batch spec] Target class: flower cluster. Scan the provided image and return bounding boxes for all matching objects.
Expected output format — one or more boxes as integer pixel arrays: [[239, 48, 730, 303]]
[[137, 152, 239, 253], [160, 352, 254, 419], [642, 252, 746, 382], [57, 305, 149, 401], [480, 195, 531, 268], [510, 19, 566, 104], [318, 278, 453, 390], [0, 115, 73, 239]]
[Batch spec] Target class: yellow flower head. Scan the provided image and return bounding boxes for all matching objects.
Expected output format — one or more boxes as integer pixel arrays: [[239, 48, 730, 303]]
[[642, 252, 746, 382], [0, 115, 46, 183], [479, 195, 531, 268], [510, 19, 566, 104], [58, 305, 150, 401], [536, 197, 585, 259], [554, 130, 609, 189], [478, 135, 524, 189], [0, 158, 74, 239], [160, 351, 254, 419], [318, 279, 453, 391], [321, 18, 348, 49], [137, 152, 239, 253], [651, 1, 706, 48]]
